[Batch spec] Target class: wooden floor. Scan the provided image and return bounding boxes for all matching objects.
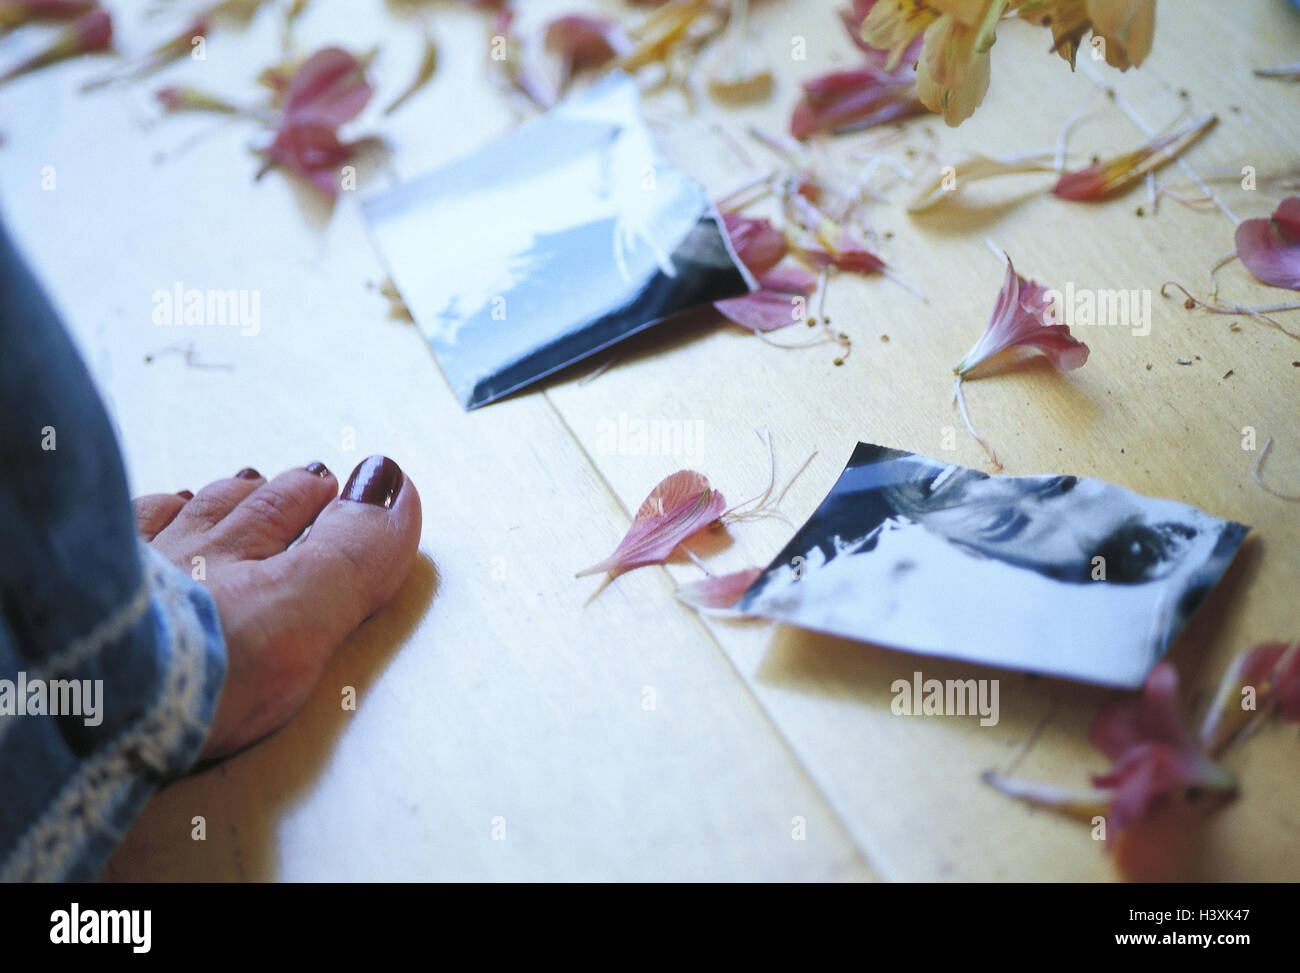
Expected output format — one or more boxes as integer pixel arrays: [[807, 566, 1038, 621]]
[[4, 0, 1298, 881]]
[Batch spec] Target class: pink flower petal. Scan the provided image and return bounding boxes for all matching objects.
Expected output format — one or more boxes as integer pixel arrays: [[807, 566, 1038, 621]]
[[721, 212, 787, 276], [1088, 662, 1234, 836], [954, 256, 1089, 376], [577, 471, 727, 577], [1235, 196, 1300, 290], [714, 266, 817, 332], [544, 14, 629, 72], [261, 121, 357, 197], [281, 46, 373, 128], [790, 65, 923, 139], [675, 568, 764, 613]]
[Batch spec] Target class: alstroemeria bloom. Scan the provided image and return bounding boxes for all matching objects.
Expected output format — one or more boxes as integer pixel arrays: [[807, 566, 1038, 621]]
[[954, 256, 1089, 376], [1088, 663, 1236, 836], [987, 662, 1235, 878], [786, 195, 885, 275], [1235, 197, 1300, 290], [577, 471, 727, 578], [1052, 114, 1215, 201]]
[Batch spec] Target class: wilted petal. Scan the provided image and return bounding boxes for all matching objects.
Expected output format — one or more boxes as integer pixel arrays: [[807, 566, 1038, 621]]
[[907, 153, 1058, 212], [1088, 663, 1235, 835], [675, 567, 764, 613], [0, 0, 96, 33], [714, 266, 817, 332], [281, 46, 373, 127], [1235, 196, 1300, 290], [1017, 0, 1092, 67], [721, 212, 787, 276], [954, 256, 1089, 376], [914, 5, 998, 127], [577, 471, 727, 577], [156, 85, 243, 115], [787, 196, 885, 275], [0, 6, 110, 85], [790, 66, 924, 139], [383, 28, 438, 116], [1052, 114, 1216, 201], [545, 14, 630, 73], [860, 0, 937, 69], [1200, 641, 1300, 752], [260, 121, 358, 196], [1086, 0, 1155, 70]]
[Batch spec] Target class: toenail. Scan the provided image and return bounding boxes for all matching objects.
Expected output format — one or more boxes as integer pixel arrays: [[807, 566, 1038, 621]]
[[306, 461, 330, 478], [342, 455, 403, 509], [235, 467, 261, 480], [176, 490, 194, 499]]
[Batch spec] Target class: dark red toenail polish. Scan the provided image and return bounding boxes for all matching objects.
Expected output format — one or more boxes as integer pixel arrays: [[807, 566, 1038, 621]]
[[235, 467, 260, 480], [306, 461, 330, 478], [176, 490, 194, 500], [342, 455, 403, 509]]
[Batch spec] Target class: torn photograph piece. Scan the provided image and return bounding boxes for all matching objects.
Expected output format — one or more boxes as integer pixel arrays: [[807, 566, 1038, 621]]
[[736, 444, 1249, 689], [363, 73, 752, 409]]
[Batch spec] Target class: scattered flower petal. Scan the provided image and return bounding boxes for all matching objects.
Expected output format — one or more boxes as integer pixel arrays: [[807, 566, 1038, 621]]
[[721, 212, 787, 276], [0, 6, 110, 86], [1235, 196, 1300, 290], [1200, 641, 1300, 754], [279, 46, 373, 127], [714, 266, 818, 332], [907, 153, 1058, 212], [786, 194, 885, 274], [1088, 663, 1236, 836], [156, 84, 244, 115], [576, 470, 727, 578], [1052, 114, 1217, 202], [675, 567, 763, 613], [790, 65, 924, 139], [0, 0, 95, 34], [384, 25, 438, 115], [82, 15, 208, 91]]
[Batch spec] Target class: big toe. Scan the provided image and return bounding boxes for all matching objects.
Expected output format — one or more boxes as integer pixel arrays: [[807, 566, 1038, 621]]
[[278, 455, 422, 636]]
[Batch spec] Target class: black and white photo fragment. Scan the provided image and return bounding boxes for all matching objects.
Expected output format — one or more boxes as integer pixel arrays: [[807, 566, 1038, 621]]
[[737, 444, 1250, 688], [364, 73, 752, 409]]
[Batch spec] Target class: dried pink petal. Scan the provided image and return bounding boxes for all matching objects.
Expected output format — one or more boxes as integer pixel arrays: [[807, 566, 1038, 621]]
[[0, 6, 110, 86], [954, 255, 1088, 376], [714, 267, 818, 332], [675, 568, 764, 613], [577, 471, 727, 578], [790, 66, 924, 139], [1088, 663, 1235, 836], [1235, 196, 1300, 291], [544, 14, 629, 74], [1052, 115, 1216, 202], [787, 195, 885, 275], [1200, 641, 1300, 752], [721, 212, 787, 277], [0, 0, 96, 33], [280, 46, 373, 128], [259, 122, 358, 197]]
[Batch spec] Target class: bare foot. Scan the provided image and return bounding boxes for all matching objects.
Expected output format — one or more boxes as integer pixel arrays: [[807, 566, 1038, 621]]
[[131, 456, 421, 759]]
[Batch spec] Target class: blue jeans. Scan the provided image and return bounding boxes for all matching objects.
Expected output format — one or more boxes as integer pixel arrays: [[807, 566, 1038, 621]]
[[0, 217, 226, 881]]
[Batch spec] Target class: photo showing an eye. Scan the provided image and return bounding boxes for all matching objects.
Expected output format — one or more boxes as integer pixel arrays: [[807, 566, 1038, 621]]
[[1091, 524, 1171, 584]]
